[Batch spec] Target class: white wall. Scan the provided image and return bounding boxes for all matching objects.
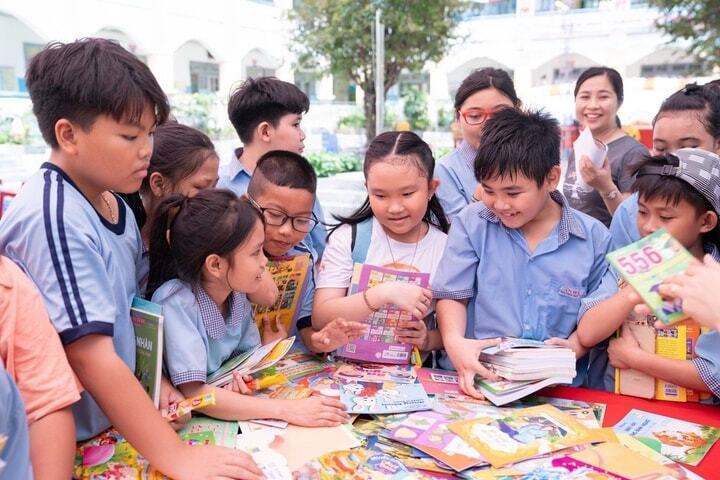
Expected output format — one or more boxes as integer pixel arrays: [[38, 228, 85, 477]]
[[0, 12, 45, 92]]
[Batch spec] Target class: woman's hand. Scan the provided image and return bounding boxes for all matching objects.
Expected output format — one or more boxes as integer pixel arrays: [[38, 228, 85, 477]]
[[579, 155, 615, 193]]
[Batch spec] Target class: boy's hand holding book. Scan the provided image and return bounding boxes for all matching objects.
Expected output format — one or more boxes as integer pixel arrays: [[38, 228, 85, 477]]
[[444, 336, 503, 399], [608, 328, 645, 370]]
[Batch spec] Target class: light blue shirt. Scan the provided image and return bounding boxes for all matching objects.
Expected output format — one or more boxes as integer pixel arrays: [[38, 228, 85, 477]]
[[0, 368, 31, 480], [435, 141, 477, 221], [218, 148, 328, 259], [0, 163, 144, 440], [433, 191, 614, 379], [152, 279, 261, 386], [609, 193, 640, 249]]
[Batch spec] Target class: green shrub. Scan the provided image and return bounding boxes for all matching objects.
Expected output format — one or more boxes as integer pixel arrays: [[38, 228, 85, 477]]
[[306, 151, 362, 177], [401, 86, 430, 130]]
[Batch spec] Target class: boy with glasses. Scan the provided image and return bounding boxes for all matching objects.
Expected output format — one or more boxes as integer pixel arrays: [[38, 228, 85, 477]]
[[246, 151, 366, 352]]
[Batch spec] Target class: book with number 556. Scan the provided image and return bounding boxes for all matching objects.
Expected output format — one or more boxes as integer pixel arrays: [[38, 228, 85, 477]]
[[606, 229, 693, 326]]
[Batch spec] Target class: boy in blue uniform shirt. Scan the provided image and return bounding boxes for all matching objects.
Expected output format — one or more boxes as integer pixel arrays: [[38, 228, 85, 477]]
[[0, 39, 261, 479], [434, 108, 614, 398], [245, 150, 365, 354], [219, 77, 327, 258]]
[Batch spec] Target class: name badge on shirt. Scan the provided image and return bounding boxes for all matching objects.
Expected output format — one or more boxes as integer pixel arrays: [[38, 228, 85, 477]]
[[558, 286, 584, 299]]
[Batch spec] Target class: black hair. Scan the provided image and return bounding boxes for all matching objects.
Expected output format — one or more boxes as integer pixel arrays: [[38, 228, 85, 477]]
[[120, 121, 217, 231], [147, 189, 263, 297], [329, 131, 449, 236], [454, 68, 521, 111], [632, 153, 720, 246], [227, 76, 309, 144], [574, 66, 624, 128], [475, 108, 560, 187], [247, 150, 317, 198], [653, 83, 720, 141], [26, 38, 169, 149]]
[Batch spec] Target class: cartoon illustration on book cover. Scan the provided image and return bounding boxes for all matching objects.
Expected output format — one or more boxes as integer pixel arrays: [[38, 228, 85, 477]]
[[338, 380, 431, 414]]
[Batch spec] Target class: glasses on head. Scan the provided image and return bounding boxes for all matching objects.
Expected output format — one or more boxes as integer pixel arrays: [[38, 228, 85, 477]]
[[459, 108, 505, 126], [247, 196, 320, 233]]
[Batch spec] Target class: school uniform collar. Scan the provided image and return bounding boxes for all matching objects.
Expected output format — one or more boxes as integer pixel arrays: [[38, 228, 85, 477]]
[[457, 140, 477, 168], [478, 190, 585, 244], [195, 285, 247, 340], [225, 148, 252, 182]]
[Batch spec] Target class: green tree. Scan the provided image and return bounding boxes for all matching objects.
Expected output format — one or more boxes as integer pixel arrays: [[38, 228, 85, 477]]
[[290, 0, 466, 142], [401, 86, 430, 130], [649, 0, 720, 69]]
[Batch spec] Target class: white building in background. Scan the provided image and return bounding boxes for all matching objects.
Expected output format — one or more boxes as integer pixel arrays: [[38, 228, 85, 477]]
[[0, 0, 713, 137]]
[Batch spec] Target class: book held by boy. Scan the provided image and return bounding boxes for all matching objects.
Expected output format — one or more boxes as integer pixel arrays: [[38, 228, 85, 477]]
[[606, 229, 694, 325], [336, 263, 430, 364], [130, 297, 164, 408], [252, 253, 310, 336]]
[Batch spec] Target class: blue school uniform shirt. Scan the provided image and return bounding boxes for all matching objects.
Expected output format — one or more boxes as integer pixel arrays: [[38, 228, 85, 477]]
[[435, 141, 477, 221], [609, 193, 640, 249], [0, 163, 144, 441], [0, 367, 31, 480], [152, 279, 261, 386], [432, 191, 615, 379], [218, 148, 327, 259], [267, 241, 316, 351]]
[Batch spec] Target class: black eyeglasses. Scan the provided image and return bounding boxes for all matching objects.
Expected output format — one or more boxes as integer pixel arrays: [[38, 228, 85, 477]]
[[247, 196, 320, 233]]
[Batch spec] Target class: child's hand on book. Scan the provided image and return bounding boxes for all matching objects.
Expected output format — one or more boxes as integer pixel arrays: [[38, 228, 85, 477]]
[[608, 329, 644, 369], [310, 318, 367, 352], [396, 318, 429, 350], [159, 375, 190, 430], [379, 282, 432, 318], [223, 372, 254, 395], [173, 444, 264, 480], [260, 314, 288, 345], [445, 336, 503, 400], [544, 335, 587, 359], [282, 396, 350, 427]]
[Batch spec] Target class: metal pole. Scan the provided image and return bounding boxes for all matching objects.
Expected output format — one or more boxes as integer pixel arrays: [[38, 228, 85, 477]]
[[375, 8, 384, 135]]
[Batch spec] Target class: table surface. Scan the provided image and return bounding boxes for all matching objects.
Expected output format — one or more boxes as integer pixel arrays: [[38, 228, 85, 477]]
[[542, 386, 719, 479]]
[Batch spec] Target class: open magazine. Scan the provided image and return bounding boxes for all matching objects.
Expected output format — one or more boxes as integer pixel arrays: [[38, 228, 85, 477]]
[[336, 263, 429, 364], [253, 253, 310, 336], [207, 337, 295, 387]]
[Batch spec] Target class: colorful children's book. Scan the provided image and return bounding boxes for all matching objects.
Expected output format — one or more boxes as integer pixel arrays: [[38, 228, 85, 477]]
[[207, 336, 295, 387], [163, 391, 215, 421], [178, 416, 239, 448], [613, 409, 720, 466], [618, 434, 705, 480], [336, 361, 417, 384], [448, 404, 595, 468], [272, 350, 335, 382], [130, 297, 164, 408], [566, 442, 678, 478], [654, 321, 708, 402], [253, 253, 311, 336], [336, 263, 430, 364], [521, 397, 606, 429], [614, 316, 656, 399], [387, 409, 493, 472], [417, 368, 464, 396], [607, 229, 694, 325], [76, 429, 170, 479], [475, 376, 573, 406], [339, 380, 432, 414]]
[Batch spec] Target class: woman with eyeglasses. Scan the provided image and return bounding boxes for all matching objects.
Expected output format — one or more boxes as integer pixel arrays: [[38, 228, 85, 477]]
[[562, 67, 647, 226], [435, 68, 521, 220]]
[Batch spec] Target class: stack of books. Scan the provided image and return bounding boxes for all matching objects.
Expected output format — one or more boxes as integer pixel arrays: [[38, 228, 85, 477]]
[[475, 338, 575, 405]]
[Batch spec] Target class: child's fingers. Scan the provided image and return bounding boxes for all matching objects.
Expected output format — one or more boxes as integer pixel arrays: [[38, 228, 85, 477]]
[[458, 370, 484, 400], [318, 396, 348, 411]]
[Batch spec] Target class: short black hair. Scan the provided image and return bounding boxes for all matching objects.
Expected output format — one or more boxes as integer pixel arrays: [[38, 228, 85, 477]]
[[26, 38, 169, 149], [227, 77, 309, 144], [247, 150, 317, 197], [632, 154, 715, 217], [474, 108, 560, 186], [454, 68, 520, 111]]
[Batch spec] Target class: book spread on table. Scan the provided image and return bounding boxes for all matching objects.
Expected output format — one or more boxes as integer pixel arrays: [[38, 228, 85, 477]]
[[338, 380, 432, 414], [207, 336, 295, 387], [253, 253, 310, 336], [607, 229, 693, 325], [130, 297, 164, 408], [613, 409, 720, 466], [336, 263, 429, 364]]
